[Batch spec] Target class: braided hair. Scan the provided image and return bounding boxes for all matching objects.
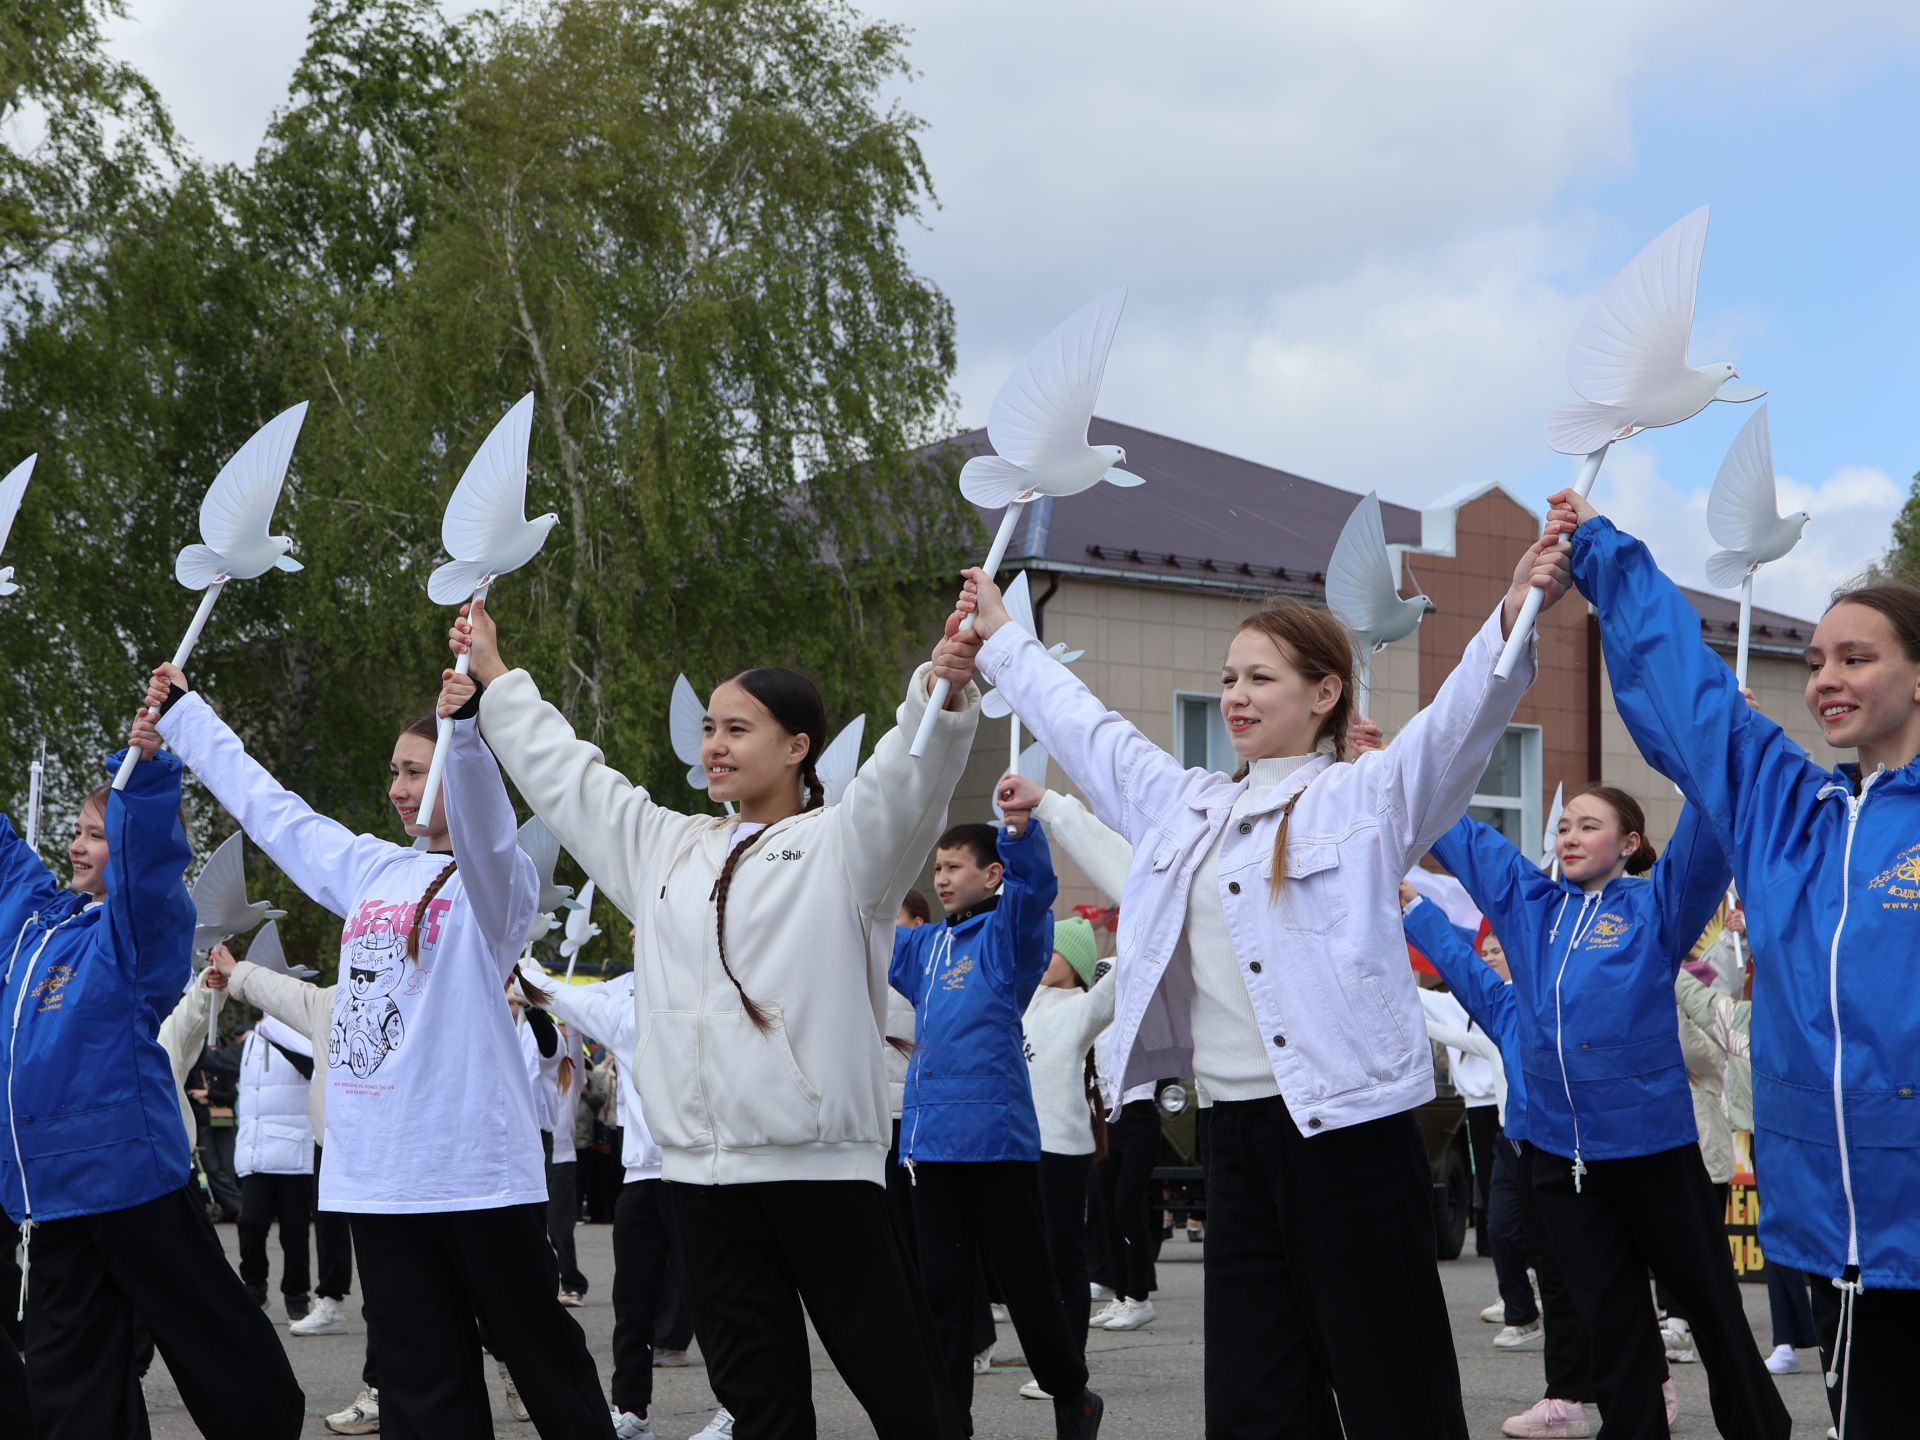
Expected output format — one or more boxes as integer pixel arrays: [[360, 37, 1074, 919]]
[[710, 667, 827, 1033], [407, 861, 459, 962]]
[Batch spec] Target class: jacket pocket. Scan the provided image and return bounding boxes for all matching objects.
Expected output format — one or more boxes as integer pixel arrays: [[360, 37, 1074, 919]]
[[633, 1011, 711, 1150], [1266, 841, 1349, 933], [1361, 975, 1413, 1060], [700, 1009, 823, 1149]]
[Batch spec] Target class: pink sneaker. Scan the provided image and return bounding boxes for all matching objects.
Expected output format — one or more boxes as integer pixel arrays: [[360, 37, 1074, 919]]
[[1663, 1377, 1679, 1427], [1501, 1397, 1591, 1438]]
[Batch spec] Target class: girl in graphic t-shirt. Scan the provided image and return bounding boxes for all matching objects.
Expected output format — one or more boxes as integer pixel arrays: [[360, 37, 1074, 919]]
[[145, 662, 614, 1440]]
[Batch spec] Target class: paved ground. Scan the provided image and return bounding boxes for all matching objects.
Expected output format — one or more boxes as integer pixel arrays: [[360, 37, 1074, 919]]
[[144, 1223, 1841, 1437]]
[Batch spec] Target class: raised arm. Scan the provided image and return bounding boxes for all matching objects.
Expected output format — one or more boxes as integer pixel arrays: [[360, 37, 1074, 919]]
[[1427, 813, 1558, 931], [1069, 965, 1119, 1049], [0, 811, 60, 931], [156, 969, 218, 1084], [1566, 512, 1826, 867], [526, 964, 636, 1055], [1675, 968, 1749, 1060], [438, 718, 539, 977], [1402, 893, 1514, 1043], [225, 958, 333, 1039], [988, 817, 1058, 991], [1031, 788, 1133, 903], [155, 690, 397, 918], [100, 748, 196, 1017], [1649, 804, 1733, 975]]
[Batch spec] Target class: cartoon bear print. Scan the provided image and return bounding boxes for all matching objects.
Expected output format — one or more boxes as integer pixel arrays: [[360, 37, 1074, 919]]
[[332, 916, 409, 1079]]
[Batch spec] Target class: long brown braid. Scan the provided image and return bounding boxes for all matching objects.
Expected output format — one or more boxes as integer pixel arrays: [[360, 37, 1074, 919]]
[[713, 752, 824, 1033], [407, 861, 459, 962]]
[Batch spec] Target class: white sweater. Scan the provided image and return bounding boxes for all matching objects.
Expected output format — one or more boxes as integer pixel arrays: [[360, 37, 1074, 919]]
[[536, 971, 664, 1183], [158, 696, 547, 1213], [156, 970, 219, 1147], [478, 662, 980, 1187], [1022, 972, 1117, 1155]]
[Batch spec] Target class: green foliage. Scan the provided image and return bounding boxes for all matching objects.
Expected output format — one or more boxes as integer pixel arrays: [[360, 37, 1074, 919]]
[[0, 0, 976, 974], [1881, 470, 1920, 587]]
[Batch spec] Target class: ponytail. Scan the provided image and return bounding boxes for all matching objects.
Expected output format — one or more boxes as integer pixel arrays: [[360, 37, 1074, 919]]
[[407, 862, 458, 962]]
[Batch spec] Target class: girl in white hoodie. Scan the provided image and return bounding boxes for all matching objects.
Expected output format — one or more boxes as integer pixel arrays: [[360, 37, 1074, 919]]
[[447, 598, 1105, 1440], [953, 528, 1573, 1440], [144, 664, 613, 1440]]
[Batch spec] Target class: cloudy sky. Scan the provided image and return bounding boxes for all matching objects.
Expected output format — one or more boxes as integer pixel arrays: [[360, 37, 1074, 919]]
[[106, 0, 1920, 621]]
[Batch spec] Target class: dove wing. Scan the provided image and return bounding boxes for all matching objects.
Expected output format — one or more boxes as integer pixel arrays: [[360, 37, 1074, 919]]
[[192, 832, 251, 942], [1002, 571, 1037, 636], [1706, 404, 1780, 553], [246, 920, 290, 975], [670, 673, 705, 768], [986, 289, 1127, 470], [0, 454, 35, 555], [442, 394, 535, 561], [199, 403, 308, 553], [1324, 493, 1405, 641], [1565, 206, 1708, 407], [565, 879, 598, 949], [816, 715, 866, 808], [1016, 738, 1049, 786], [518, 815, 574, 913]]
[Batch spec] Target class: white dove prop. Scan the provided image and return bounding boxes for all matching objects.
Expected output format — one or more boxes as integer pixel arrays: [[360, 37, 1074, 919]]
[[245, 920, 319, 982], [115, 404, 310, 789], [192, 832, 287, 1043], [23, 738, 46, 852], [911, 289, 1138, 758], [517, 815, 582, 946], [980, 572, 1084, 771], [0, 454, 38, 598], [1325, 492, 1428, 716], [1704, 405, 1809, 689], [560, 878, 601, 983], [670, 674, 708, 792], [816, 713, 866, 808], [994, 738, 1050, 829], [1496, 205, 1763, 681], [1542, 782, 1565, 880], [416, 394, 558, 824]]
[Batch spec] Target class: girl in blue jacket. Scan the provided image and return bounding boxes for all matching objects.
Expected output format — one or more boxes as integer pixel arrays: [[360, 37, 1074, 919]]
[[1, 717, 302, 1440], [1554, 486, 1920, 1440], [1431, 790, 1787, 1440]]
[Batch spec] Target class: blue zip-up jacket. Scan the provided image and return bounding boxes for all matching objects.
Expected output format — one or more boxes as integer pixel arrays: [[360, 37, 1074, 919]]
[[890, 819, 1057, 1164], [1, 751, 196, 1225], [1576, 515, 1920, 1288], [1402, 898, 1530, 1143], [1430, 805, 1729, 1173]]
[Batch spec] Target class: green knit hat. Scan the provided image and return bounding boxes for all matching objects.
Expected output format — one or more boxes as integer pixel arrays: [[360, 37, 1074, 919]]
[[1053, 916, 1099, 988]]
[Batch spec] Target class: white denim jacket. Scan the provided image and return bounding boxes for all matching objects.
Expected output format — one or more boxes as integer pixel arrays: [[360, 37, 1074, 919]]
[[976, 605, 1536, 1136]]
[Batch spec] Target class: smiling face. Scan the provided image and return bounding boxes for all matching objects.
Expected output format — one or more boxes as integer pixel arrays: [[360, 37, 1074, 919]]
[[67, 797, 109, 899], [1805, 601, 1920, 766], [1220, 627, 1343, 762], [389, 732, 446, 839], [1556, 793, 1641, 887], [701, 679, 809, 809]]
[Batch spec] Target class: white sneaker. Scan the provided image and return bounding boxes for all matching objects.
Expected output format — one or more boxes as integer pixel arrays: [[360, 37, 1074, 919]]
[[1482, 1299, 1508, 1323], [1663, 1378, 1679, 1426], [1500, 1397, 1591, 1438], [653, 1347, 691, 1368], [499, 1362, 530, 1422], [1103, 1297, 1155, 1330], [324, 1387, 380, 1435], [1764, 1342, 1802, 1374], [973, 1341, 996, 1373], [1018, 1378, 1052, 1400], [990, 1302, 1010, 1323], [1660, 1320, 1692, 1352], [612, 1411, 654, 1439], [291, 1294, 349, 1336], [1089, 1299, 1125, 1328], [1089, 1282, 1113, 1301], [689, 1411, 735, 1440], [1495, 1319, 1544, 1349]]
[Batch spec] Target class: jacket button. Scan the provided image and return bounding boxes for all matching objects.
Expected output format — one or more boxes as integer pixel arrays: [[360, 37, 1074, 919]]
[[1227, 881, 1241, 895], [1238, 820, 1253, 834], [1307, 1117, 1322, 1130], [1272, 1034, 1286, 1048], [1248, 961, 1262, 974]]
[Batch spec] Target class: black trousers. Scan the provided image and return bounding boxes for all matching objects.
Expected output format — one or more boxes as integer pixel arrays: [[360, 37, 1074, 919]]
[[911, 1161, 1089, 1430], [543, 1133, 588, 1295], [1097, 1099, 1158, 1301], [23, 1184, 303, 1440], [1203, 1097, 1467, 1440], [1510, 1141, 1592, 1402], [1039, 1151, 1095, 1355], [312, 1143, 353, 1301], [611, 1179, 673, 1417], [1765, 1260, 1816, 1350], [1811, 1277, 1920, 1439], [198, 1121, 242, 1220], [0, 1316, 31, 1440], [351, 1204, 611, 1440], [1465, 1103, 1497, 1253], [670, 1178, 962, 1440], [1487, 1130, 1538, 1325], [885, 1120, 917, 1267], [1530, 1143, 1787, 1440], [238, 1170, 312, 1300]]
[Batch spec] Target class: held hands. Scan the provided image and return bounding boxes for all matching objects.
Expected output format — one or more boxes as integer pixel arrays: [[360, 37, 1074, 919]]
[[128, 661, 191, 760], [449, 595, 506, 686], [143, 663, 189, 715], [437, 669, 478, 719], [1501, 527, 1576, 636], [204, 963, 229, 991], [955, 568, 1012, 640], [128, 709, 161, 763], [928, 609, 983, 711], [208, 944, 238, 979], [995, 773, 1044, 837], [1346, 717, 1385, 757], [1546, 488, 1600, 532]]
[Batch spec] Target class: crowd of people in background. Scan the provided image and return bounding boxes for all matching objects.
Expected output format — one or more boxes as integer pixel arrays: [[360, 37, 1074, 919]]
[[2, 488, 1914, 1440]]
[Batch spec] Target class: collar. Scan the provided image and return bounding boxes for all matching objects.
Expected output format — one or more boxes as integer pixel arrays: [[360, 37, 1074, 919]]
[[944, 894, 1001, 928], [1188, 751, 1334, 818]]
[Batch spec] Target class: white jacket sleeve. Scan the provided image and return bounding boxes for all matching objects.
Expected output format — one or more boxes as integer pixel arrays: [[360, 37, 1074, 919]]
[[227, 960, 334, 1038], [478, 669, 695, 923], [157, 974, 216, 1148], [157, 692, 399, 918], [977, 625, 1193, 842], [441, 718, 540, 978], [537, 976, 636, 1056], [1033, 790, 1132, 903], [1071, 967, 1119, 1049], [831, 662, 983, 918]]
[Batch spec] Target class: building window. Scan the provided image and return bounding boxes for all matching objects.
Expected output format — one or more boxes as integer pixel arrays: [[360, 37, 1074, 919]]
[[1468, 725, 1543, 854], [1175, 693, 1237, 774]]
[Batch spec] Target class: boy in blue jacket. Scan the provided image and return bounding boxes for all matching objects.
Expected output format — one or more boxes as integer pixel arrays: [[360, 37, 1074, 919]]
[[0, 720, 301, 1440], [891, 815, 1099, 1439]]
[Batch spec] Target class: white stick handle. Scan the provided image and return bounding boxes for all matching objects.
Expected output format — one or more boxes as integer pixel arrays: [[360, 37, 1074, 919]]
[[1493, 445, 1610, 682], [1358, 650, 1373, 719], [207, 986, 223, 1048], [1735, 573, 1754, 692], [1010, 712, 1022, 780], [416, 582, 491, 827], [909, 504, 1026, 758], [24, 755, 43, 852], [115, 581, 227, 790]]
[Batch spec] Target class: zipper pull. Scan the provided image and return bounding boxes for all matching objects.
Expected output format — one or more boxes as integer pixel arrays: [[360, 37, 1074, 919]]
[[15, 1217, 30, 1322], [1571, 1152, 1586, 1195], [905, 1156, 917, 1188]]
